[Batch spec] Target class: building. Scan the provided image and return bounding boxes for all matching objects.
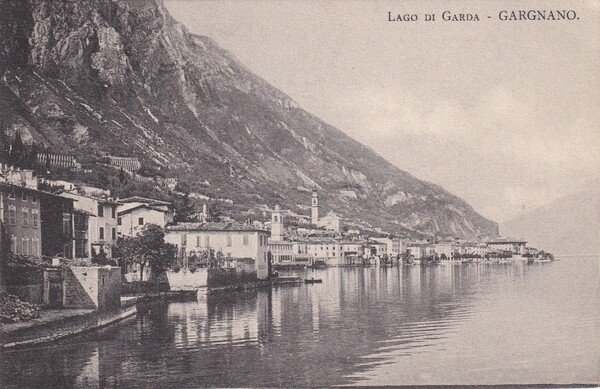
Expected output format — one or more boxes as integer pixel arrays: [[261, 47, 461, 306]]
[[59, 192, 118, 259], [117, 197, 174, 237], [37, 153, 81, 170], [268, 239, 313, 265], [73, 209, 91, 258], [340, 241, 365, 263], [306, 239, 343, 265], [165, 222, 270, 279], [406, 243, 425, 259], [102, 156, 141, 172], [0, 182, 42, 258], [270, 205, 284, 241], [311, 190, 319, 225], [367, 241, 388, 258], [39, 192, 75, 259], [371, 238, 403, 258], [316, 211, 342, 233], [434, 242, 456, 260], [268, 240, 294, 263], [486, 239, 527, 254]]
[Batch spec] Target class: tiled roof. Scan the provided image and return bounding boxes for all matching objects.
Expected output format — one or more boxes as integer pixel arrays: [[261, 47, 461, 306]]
[[117, 203, 168, 215], [118, 196, 172, 206]]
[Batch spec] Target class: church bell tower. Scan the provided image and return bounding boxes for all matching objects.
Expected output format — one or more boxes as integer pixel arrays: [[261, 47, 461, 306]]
[[311, 190, 319, 225], [271, 205, 284, 241]]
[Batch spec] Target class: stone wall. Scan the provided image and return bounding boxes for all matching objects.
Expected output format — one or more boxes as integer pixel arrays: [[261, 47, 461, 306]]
[[166, 269, 208, 290], [5, 284, 44, 304], [63, 266, 121, 312]]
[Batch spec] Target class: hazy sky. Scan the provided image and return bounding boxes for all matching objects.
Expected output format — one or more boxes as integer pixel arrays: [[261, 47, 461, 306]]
[[165, 0, 599, 223]]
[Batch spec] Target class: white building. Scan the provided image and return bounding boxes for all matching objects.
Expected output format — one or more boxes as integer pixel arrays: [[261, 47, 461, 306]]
[[165, 222, 270, 279], [316, 211, 342, 233], [486, 239, 527, 254], [311, 190, 319, 225], [367, 241, 388, 258], [60, 192, 118, 259], [268, 239, 313, 265], [307, 240, 343, 265], [117, 197, 174, 237], [371, 237, 403, 258], [270, 205, 284, 241], [434, 242, 456, 260]]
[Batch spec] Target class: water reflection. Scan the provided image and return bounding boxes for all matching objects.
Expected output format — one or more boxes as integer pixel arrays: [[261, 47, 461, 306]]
[[1, 259, 597, 387]]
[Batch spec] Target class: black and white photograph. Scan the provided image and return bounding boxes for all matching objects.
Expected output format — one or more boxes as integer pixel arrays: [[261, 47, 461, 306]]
[[0, 0, 598, 387]]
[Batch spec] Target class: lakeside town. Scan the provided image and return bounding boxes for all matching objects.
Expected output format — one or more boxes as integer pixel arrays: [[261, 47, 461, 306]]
[[0, 138, 553, 347]]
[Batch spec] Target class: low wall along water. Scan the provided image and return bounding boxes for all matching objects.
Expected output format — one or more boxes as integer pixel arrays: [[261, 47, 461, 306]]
[[166, 269, 208, 290]]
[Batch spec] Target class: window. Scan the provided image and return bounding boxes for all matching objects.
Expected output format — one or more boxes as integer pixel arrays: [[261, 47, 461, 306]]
[[100, 276, 105, 286], [32, 195, 37, 203], [63, 216, 71, 236], [204, 235, 210, 247], [22, 238, 27, 255], [98, 205, 104, 217], [117, 217, 122, 226], [138, 217, 144, 226], [226, 235, 232, 247], [111, 207, 116, 219], [8, 191, 15, 200], [22, 192, 27, 201], [112, 228, 116, 240], [196, 235, 201, 247], [99, 227, 105, 240], [243, 235, 249, 246], [32, 210, 39, 228], [74, 213, 88, 231], [63, 243, 71, 258], [8, 206, 16, 225], [75, 240, 88, 258], [11, 236, 17, 253], [22, 208, 28, 227]]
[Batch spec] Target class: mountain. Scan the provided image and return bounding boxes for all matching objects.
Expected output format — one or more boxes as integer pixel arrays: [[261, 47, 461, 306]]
[[0, 0, 497, 238], [502, 180, 600, 255]]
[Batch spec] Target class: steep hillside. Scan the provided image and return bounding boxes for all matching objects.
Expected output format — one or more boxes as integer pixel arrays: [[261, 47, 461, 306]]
[[502, 180, 600, 255], [0, 0, 497, 238]]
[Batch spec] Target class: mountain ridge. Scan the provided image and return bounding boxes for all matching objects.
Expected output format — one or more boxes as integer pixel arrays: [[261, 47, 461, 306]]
[[502, 179, 600, 255], [0, 0, 498, 238]]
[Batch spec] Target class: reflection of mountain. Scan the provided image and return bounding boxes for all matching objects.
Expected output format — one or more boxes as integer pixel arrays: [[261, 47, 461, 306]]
[[502, 180, 600, 255]]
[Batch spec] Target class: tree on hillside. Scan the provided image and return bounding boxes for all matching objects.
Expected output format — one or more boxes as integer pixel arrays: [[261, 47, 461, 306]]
[[115, 224, 176, 281], [173, 184, 196, 222], [118, 167, 127, 184], [8, 131, 24, 167], [0, 125, 10, 165], [207, 202, 222, 222]]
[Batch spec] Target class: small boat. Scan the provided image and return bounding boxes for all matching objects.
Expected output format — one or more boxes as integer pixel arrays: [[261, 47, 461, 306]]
[[304, 278, 323, 284]]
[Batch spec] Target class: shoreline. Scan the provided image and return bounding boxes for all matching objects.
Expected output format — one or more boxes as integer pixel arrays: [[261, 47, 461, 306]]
[[0, 290, 197, 350]]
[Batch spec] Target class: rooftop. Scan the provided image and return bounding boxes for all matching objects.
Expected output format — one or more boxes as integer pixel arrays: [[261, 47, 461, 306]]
[[117, 203, 169, 215], [118, 196, 172, 206], [166, 222, 269, 233]]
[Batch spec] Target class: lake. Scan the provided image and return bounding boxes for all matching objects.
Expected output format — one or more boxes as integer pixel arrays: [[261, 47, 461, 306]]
[[1, 257, 598, 387]]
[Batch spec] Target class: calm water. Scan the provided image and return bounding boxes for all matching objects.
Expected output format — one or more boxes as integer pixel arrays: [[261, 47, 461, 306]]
[[1, 257, 598, 387]]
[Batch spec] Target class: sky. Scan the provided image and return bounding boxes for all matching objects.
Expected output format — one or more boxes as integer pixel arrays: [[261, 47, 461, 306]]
[[165, 0, 599, 223]]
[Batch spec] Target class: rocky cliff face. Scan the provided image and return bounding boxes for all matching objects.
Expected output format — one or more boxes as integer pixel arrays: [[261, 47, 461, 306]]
[[0, 0, 498, 238]]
